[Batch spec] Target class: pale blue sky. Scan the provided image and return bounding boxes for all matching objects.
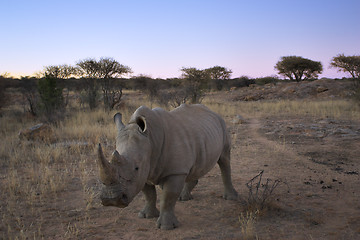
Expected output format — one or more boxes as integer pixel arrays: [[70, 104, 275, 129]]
[[1, 0, 359, 78]]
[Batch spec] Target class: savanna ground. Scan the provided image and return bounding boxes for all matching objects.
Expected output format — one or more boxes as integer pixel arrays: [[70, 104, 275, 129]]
[[1, 80, 360, 239]]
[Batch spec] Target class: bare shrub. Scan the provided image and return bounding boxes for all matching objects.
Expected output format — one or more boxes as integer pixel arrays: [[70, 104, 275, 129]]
[[237, 171, 287, 239], [156, 88, 190, 108], [245, 170, 287, 211], [18, 78, 39, 116], [101, 79, 123, 111]]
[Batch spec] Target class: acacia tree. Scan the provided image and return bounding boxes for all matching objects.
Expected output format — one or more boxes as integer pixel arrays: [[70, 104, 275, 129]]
[[97, 57, 132, 110], [330, 54, 360, 85], [206, 66, 232, 80], [44, 64, 78, 79], [76, 58, 102, 109], [275, 56, 323, 82], [180, 67, 209, 104], [205, 66, 232, 90], [76, 57, 132, 110]]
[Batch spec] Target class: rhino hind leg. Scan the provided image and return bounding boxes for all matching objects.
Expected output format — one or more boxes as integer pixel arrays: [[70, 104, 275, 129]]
[[138, 184, 159, 218], [157, 175, 186, 230], [179, 180, 198, 201], [218, 147, 238, 200]]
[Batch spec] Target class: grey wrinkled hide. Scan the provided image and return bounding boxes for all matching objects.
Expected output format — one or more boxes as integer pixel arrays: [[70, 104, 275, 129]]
[[98, 104, 238, 230]]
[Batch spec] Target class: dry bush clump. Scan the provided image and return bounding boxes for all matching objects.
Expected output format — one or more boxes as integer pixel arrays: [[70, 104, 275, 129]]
[[237, 171, 288, 239], [245, 170, 286, 212]]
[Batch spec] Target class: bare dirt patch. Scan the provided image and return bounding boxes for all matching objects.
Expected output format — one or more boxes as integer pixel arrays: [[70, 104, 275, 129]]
[[249, 115, 360, 239]]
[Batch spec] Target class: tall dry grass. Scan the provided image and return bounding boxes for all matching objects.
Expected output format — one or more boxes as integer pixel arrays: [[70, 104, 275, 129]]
[[204, 98, 360, 120], [0, 92, 151, 239]]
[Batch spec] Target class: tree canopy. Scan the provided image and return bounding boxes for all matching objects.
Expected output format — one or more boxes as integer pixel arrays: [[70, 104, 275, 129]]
[[76, 57, 132, 78], [180, 67, 210, 104], [205, 66, 232, 80], [275, 56, 323, 82], [44, 64, 77, 79], [330, 54, 360, 79]]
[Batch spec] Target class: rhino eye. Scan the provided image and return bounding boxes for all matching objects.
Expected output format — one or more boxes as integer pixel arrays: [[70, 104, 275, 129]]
[[135, 167, 139, 171]]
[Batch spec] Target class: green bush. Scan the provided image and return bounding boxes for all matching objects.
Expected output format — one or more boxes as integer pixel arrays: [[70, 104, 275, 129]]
[[254, 76, 279, 86], [38, 77, 64, 119]]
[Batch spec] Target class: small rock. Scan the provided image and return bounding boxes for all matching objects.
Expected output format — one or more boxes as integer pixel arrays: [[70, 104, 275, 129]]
[[316, 86, 329, 93], [19, 123, 55, 142], [232, 115, 246, 124], [230, 87, 237, 91]]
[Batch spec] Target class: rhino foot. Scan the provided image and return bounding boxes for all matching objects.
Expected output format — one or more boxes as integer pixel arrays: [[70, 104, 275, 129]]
[[223, 189, 238, 200], [156, 212, 179, 230], [138, 206, 159, 219], [179, 180, 197, 201], [179, 192, 193, 201]]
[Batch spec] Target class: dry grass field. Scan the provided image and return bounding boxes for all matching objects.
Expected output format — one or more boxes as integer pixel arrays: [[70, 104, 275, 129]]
[[1, 83, 359, 239]]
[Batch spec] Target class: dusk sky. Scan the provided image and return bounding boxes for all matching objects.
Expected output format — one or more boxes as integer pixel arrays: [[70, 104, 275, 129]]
[[1, 0, 359, 79]]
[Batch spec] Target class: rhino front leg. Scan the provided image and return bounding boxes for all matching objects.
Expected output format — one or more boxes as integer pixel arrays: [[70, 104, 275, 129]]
[[138, 183, 159, 218], [179, 180, 198, 201], [157, 175, 186, 230], [218, 147, 238, 200]]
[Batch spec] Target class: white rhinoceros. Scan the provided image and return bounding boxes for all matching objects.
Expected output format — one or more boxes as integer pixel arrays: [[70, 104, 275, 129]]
[[97, 104, 238, 230]]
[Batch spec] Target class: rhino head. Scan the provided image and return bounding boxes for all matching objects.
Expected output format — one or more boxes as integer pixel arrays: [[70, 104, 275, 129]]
[[97, 112, 151, 208]]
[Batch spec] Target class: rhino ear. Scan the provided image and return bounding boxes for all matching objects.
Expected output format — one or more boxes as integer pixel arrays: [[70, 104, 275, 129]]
[[136, 116, 147, 133], [114, 113, 125, 131]]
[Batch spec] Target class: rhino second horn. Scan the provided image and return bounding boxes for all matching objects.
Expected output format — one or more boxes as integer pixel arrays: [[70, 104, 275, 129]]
[[97, 143, 116, 185], [111, 150, 127, 165], [114, 113, 125, 131]]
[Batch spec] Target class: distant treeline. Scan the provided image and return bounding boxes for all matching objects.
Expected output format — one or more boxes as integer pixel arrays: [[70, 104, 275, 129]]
[[0, 75, 349, 92]]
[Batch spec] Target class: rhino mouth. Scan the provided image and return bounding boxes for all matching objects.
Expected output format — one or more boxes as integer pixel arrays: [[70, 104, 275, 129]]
[[100, 185, 129, 208]]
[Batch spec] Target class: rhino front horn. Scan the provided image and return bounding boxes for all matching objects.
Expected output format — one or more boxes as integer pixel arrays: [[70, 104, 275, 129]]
[[97, 143, 116, 185]]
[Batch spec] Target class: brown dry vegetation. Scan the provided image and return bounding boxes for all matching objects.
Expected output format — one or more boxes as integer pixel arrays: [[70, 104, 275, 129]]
[[0, 80, 359, 239]]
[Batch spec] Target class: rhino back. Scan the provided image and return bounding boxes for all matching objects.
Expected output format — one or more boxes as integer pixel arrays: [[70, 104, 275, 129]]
[[159, 104, 228, 181]]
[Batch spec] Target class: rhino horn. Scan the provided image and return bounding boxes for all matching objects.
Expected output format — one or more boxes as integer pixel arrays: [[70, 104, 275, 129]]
[[114, 113, 125, 131], [111, 150, 127, 165], [97, 144, 116, 185]]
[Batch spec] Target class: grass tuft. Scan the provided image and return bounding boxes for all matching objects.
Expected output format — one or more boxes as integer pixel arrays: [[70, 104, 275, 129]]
[[239, 210, 258, 240]]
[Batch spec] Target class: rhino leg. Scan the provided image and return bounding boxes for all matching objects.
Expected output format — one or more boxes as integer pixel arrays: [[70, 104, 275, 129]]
[[138, 183, 159, 218], [157, 175, 186, 230], [218, 147, 238, 200], [179, 180, 198, 201]]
